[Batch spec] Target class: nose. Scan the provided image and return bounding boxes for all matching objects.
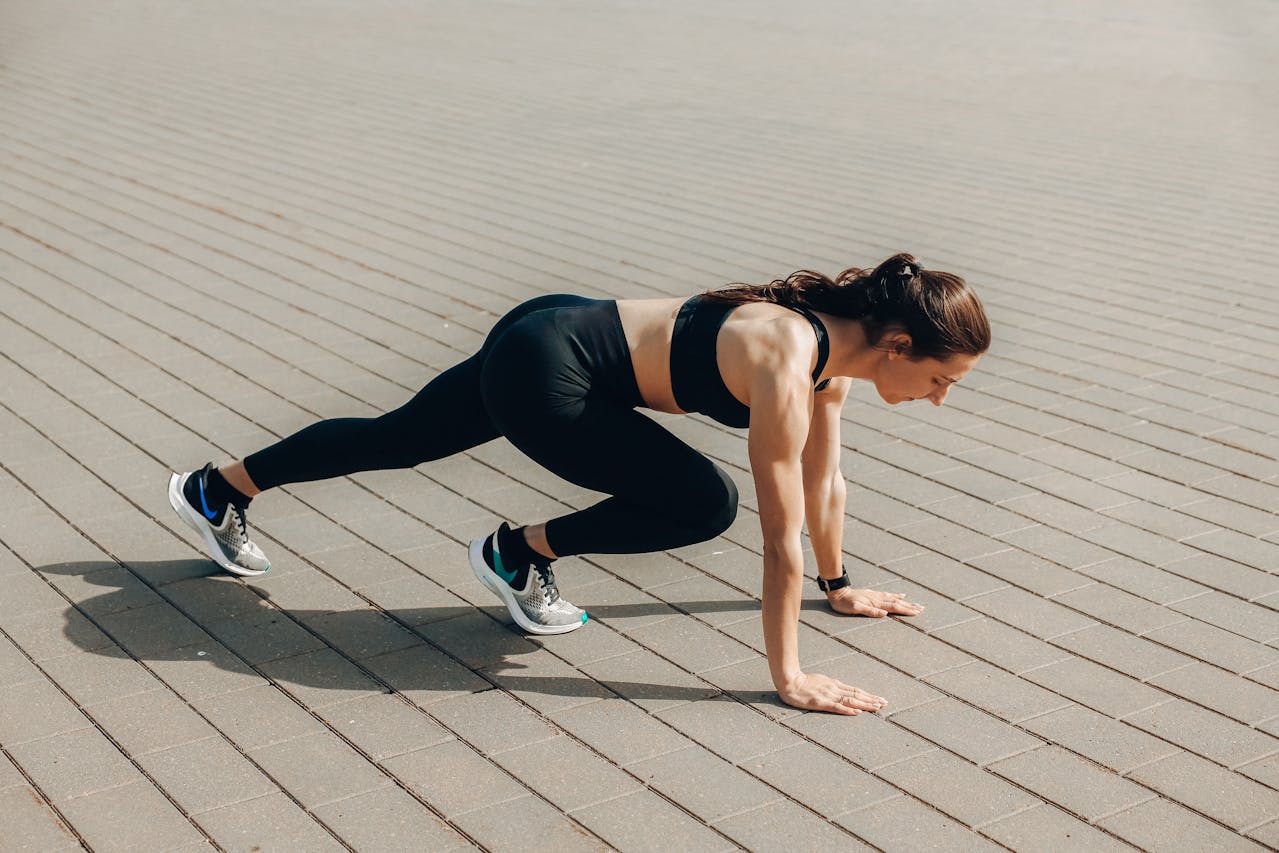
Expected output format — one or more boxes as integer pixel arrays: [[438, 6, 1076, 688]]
[[929, 386, 950, 406]]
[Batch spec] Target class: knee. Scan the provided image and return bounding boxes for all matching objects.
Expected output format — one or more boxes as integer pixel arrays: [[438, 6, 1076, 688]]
[[690, 466, 739, 539]]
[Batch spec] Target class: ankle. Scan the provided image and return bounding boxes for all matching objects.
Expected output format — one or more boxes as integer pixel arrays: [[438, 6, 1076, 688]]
[[498, 524, 549, 569], [206, 466, 251, 508]]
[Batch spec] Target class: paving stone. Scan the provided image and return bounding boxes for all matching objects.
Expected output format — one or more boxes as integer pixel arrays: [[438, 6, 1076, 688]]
[[980, 803, 1136, 853], [626, 745, 781, 823], [988, 745, 1154, 821], [257, 647, 384, 709], [548, 698, 692, 766], [1168, 591, 1279, 644], [324, 692, 452, 760], [627, 616, 758, 674], [922, 661, 1072, 723], [1098, 797, 1268, 852], [890, 696, 1043, 766], [55, 780, 206, 853], [1126, 751, 1279, 831], [1237, 751, 1279, 789], [1051, 624, 1193, 680], [874, 747, 1043, 827], [579, 649, 720, 713], [715, 798, 872, 850], [491, 734, 642, 812], [1050, 583, 1189, 634], [250, 731, 391, 808], [569, 788, 736, 853], [427, 688, 559, 755], [655, 696, 804, 763], [302, 607, 422, 660], [1148, 662, 1279, 726], [0, 676, 94, 747], [144, 640, 268, 701], [964, 549, 1092, 597], [196, 792, 345, 852], [7, 727, 139, 801], [1021, 657, 1170, 719], [1122, 700, 1279, 768], [1079, 556, 1208, 605], [742, 741, 899, 817], [0, 785, 78, 851], [312, 785, 471, 851], [1142, 618, 1279, 674], [360, 643, 491, 707], [137, 736, 278, 815], [965, 586, 1098, 640], [88, 687, 220, 757], [882, 551, 1008, 601], [1, 607, 114, 661], [835, 793, 1003, 851], [932, 617, 1070, 674], [95, 601, 214, 657], [381, 739, 527, 818], [450, 793, 609, 852], [485, 648, 616, 715], [203, 610, 328, 666], [192, 683, 327, 752], [1020, 705, 1181, 774], [842, 618, 973, 678]]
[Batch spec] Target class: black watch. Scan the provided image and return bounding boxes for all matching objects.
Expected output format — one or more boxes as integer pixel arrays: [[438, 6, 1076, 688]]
[[817, 568, 851, 592]]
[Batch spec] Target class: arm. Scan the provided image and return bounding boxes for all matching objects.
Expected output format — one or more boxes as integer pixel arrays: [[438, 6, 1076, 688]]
[[801, 378, 926, 620], [801, 377, 851, 585], [748, 363, 884, 715]]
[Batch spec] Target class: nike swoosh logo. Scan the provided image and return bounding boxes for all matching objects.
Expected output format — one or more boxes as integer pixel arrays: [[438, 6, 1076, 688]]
[[198, 478, 219, 521]]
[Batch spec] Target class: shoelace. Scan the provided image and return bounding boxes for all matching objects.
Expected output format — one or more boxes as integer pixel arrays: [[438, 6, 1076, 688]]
[[534, 564, 560, 604], [232, 505, 250, 545]]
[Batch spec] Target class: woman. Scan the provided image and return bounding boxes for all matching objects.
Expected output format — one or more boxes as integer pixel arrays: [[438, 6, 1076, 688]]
[[168, 253, 990, 715]]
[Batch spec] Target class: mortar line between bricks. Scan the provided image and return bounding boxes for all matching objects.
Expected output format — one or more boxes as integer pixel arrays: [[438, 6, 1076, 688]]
[[9, 64, 1279, 342], [0, 365, 936, 852], [9, 73, 1279, 416], [8, 13, 1272, 199], [9, 255, 1279, 833], [0, 174, 489, 369], [9, 296, 1279, 844], [0, 393, 758, 851], [17, 50, 1279, 274], [9, 85, 1279, 434], [0, 470, 522, 853], [0, 621, 229, 853], [0, 739, 90, 852], [17, 39, 1279, 269], [4, 66, 1273, 833], [9, 76, 1279, 360]]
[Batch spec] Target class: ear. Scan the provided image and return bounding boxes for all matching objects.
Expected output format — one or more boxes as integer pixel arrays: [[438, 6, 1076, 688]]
[[884, 332, 913, 359]]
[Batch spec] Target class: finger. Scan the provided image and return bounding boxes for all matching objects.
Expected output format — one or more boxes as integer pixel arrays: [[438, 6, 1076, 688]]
[[849, 688, 887, 705], [843, 695, 885, 712], [827, 697, 861, 716], [855, 601, 889, 617]]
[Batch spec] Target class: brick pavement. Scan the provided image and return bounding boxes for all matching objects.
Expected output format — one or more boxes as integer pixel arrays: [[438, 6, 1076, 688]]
[[1, 0, 1277, 850]]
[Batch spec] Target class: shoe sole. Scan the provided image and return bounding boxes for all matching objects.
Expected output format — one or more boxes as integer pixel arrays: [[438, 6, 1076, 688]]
[[168, 472, 269, 577], [468, 537, 585, 635]]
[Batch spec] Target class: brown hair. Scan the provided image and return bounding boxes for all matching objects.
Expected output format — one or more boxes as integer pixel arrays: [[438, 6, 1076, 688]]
[[701, 252, 991, 361]]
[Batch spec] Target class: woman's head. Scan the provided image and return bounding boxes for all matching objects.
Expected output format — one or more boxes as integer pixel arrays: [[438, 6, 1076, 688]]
[[704, 252, 991, 362]]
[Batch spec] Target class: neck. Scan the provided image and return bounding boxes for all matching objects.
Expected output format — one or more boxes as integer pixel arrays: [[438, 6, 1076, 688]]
[[819, 313, 882, 381]]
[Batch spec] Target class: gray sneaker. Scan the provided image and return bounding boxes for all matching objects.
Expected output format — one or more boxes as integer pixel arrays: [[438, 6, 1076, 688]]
[[167, 466, 270, 576], [469, 524, 587, 635]]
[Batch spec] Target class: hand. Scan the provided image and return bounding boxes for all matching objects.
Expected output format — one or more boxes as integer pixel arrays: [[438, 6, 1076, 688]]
[[827, 587, 923, 618], [778, 672, 887, 716]]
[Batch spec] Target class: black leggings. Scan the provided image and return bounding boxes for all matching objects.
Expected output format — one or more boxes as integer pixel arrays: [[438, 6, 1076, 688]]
[[243, 295, 739, 557]]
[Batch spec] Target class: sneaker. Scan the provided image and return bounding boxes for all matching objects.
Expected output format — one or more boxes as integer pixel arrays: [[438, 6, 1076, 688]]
[[167, 464, 271, 577], [469, 523, 587, 635]]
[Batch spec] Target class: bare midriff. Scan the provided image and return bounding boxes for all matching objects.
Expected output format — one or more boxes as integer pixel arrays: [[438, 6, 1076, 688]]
[[615, 297, 687, 414]]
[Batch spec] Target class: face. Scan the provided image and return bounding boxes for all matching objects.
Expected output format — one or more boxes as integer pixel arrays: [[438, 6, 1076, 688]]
[[874, 341, 980, 407]]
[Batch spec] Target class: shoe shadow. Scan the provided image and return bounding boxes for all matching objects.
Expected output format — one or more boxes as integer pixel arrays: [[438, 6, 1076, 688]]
[[37, 559, 763, 708]]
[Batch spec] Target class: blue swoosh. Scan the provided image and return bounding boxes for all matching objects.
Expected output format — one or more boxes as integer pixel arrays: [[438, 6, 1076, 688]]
[[198, 477, 219, 521]]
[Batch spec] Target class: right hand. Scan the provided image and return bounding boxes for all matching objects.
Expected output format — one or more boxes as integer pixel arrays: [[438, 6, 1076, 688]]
[[777, 672, 887, 715]]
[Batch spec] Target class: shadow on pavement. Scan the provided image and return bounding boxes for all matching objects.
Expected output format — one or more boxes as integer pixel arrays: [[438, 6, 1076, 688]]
[[38, 560, 765, 708]]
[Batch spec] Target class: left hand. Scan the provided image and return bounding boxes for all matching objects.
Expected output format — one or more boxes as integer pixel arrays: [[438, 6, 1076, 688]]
[[827, 587, 924, 618]]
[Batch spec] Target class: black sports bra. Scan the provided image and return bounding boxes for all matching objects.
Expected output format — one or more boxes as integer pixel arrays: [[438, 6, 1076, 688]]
[[670, 295, 831, 429]]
